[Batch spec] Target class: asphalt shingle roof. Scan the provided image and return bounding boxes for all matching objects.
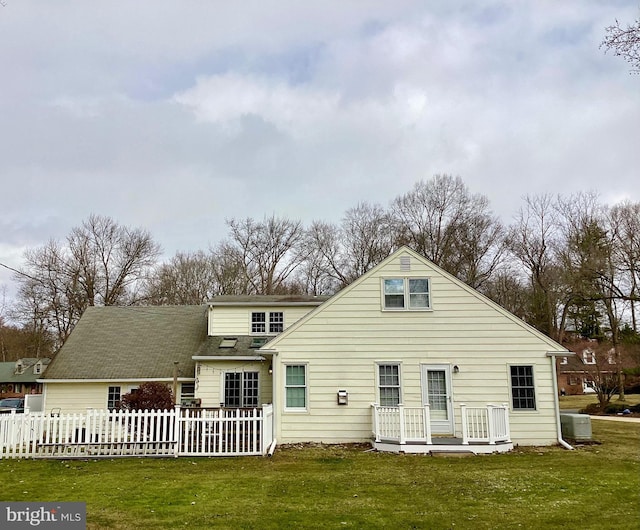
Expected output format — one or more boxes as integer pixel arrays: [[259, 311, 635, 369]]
[[43, 305, 208, 380], [208, 295, 330, 305], [194, 335, 276, 358]]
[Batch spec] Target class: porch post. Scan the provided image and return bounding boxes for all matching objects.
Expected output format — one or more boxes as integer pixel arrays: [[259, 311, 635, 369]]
[[502, 403, 512, 442], [487, 404, 496, 445], [398, 404, 406, 445], [423, 403, 432, 445], [371, 404, 381, 443], [460, 403, 469, 445]]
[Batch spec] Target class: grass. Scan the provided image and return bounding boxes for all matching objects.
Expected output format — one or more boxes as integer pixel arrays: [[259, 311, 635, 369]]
[[1, 421, 639, 529], [559, 393, 640, 411]]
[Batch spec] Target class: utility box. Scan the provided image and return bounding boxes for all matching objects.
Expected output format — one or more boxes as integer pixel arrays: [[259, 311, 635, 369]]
[[337, 390, 348, 405], [560, 413, 592, 441]]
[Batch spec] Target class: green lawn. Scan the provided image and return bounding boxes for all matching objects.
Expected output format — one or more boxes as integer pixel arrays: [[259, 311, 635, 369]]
[[1, 421, 639, 529], [559, 393, 640, 411]]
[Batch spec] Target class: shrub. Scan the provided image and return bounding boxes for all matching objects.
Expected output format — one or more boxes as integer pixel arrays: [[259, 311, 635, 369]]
[[121, 382, 174, 411], [604, 403, 628, 414], [581, 403, 603, 415]]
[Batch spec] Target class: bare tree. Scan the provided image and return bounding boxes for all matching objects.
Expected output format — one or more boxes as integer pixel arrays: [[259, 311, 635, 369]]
[[226, 215, 306, 295], [144, 251, 219, 305], [601, 16, 640, 74], [14, 215, 160, 346], [391, 175, 504, 288], [609, 201, 640, 332]]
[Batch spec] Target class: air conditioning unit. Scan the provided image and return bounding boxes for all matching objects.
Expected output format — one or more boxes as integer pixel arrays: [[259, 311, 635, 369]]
[[560, 413, 592, 441]]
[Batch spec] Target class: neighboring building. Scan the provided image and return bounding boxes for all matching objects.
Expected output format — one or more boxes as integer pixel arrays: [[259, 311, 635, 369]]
[[41, 247, 570, 450], [0, 358, 51, 397]]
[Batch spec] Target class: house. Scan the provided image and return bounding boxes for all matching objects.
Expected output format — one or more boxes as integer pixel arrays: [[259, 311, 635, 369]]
[[41, 247, 571, 453], [0, 358, 51, 397]]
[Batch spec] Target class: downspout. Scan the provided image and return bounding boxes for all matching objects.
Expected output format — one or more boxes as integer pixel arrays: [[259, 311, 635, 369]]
[[548, 352, 573, 450]]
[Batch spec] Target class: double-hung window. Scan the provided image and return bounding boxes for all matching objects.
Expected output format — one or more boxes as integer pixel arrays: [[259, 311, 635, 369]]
[[510, 365, 536, 410], [251, 312, 285, 334], [107, 386, 121, 410], [378, 364, 401, 406], [285, 365, 307, 410], [383, 278, 430, 310], [224, 372, 259, 407], [251, 312, 266, 333]]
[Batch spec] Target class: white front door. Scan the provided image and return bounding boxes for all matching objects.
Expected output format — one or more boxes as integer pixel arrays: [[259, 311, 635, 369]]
[[421, 364, 454, 435]]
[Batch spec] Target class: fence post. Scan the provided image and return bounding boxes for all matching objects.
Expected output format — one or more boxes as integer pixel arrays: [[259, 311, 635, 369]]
[[398, 404, 406, 445], [173, 405, 181, 457]]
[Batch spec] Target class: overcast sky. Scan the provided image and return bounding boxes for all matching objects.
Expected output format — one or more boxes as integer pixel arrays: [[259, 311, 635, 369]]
[[1, 1, 639, 299]]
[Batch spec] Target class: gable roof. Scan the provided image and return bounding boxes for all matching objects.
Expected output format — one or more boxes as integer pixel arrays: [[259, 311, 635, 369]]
[[263, 246, 568, 353], [43, 305, 208, 381], [0, 358, 51, 383]]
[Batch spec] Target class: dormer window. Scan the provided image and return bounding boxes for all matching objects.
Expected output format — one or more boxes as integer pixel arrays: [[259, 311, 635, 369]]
[[583, 350, 596, 365], [382, 278, 431, 310], [251, 312, 284, 334], [34, 362, 42, 375], [15, 361, 24, 375]]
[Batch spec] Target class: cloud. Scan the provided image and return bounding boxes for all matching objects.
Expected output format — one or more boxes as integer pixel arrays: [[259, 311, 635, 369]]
[[0, 0, 639, 301]]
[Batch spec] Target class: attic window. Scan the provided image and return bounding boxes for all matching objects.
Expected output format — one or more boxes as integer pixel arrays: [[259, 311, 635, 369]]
[[34, 363, 42, 375], [250, 337, 269, 349], [220, 338, 238, 348]]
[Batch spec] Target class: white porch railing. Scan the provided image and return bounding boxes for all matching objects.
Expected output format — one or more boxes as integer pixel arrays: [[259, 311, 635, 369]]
[[372, 404, 432, 444], [460, 404, 510, 444], [371, 403, 511, 446], [0, 405, 274, 459]]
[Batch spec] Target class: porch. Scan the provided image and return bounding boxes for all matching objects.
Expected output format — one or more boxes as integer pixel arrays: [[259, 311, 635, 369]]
[[371, 403, 513, 454]]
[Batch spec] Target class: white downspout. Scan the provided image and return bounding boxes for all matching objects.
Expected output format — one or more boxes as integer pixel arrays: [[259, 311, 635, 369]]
[[549, 352, 573, 450]]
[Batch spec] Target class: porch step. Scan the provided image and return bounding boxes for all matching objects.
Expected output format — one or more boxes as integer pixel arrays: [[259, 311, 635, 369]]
[[430, 450, 475, 458]]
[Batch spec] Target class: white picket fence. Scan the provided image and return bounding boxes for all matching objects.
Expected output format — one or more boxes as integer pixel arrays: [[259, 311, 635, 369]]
[[0, 405, 274, 459]]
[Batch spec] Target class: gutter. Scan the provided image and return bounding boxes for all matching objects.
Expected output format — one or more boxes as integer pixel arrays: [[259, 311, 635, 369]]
[[547, 351, 574, 450]]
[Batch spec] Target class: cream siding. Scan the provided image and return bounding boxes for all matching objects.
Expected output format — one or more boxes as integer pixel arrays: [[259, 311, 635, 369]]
[[195, 361, 272, 407], [208, 306, 316, 336], [45, 382, 141, 413], [270, 251, 563, 446], [44, 381, 193, 414]]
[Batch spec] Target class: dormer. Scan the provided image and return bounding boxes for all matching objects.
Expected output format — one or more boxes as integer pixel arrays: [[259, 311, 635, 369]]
[[207, 295, 330, 336], [33, 360, 44, 375], [14, 360, 24, 375]]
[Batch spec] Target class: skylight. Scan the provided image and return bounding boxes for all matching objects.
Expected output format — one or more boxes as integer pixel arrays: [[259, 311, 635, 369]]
[[219, 338, 238, 348], [250, 337, 268, 349]]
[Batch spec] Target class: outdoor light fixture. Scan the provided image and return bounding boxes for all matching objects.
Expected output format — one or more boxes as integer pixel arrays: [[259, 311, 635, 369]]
[[453, 365, 460, 373]]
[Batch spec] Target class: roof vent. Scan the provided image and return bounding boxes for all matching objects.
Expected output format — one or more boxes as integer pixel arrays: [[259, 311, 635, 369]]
[[400, 255, 411, 271]]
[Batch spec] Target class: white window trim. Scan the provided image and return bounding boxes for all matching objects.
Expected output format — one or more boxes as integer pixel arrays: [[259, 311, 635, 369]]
[[375, 361, 402, 406], [508, 364, 537, 412], [251, 311, 286, 334], [381, 277, 431, 311], [220, 370, 260, 408], [582, 350, 596, 365], [284, 362, 308, 412]]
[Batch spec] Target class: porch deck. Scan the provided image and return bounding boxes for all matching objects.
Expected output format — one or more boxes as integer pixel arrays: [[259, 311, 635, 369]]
[[371, 403, 513, 455]]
